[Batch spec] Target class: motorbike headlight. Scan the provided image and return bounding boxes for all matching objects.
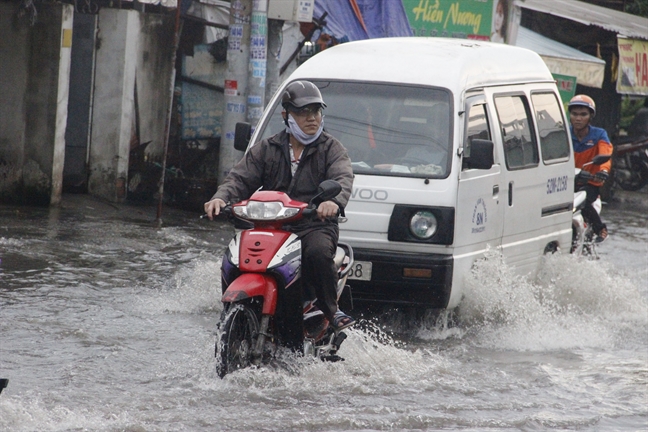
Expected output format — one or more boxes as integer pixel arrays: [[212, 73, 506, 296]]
[[234, 201, 300, 220], [409, 211, 437, 239]]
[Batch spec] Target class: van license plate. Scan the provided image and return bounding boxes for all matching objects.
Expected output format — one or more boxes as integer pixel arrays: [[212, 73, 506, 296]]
[[348, 261, 372, 281]]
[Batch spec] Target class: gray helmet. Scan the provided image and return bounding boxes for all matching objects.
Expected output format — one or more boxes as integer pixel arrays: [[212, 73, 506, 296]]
[[281, 80, 327, 110]]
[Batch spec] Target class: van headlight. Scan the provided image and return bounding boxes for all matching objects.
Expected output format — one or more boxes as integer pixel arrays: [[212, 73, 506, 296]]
[[409, 211, 438, 239], [388, 205, 454, 245]]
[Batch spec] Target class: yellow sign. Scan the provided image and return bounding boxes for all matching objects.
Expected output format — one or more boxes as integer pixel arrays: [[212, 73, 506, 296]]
[[62, 29, 73, 48], [617, 37, 648, 96]]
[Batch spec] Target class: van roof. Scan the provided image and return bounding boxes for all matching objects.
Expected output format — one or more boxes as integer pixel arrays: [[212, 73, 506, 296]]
[[290, 37, 554, 91]]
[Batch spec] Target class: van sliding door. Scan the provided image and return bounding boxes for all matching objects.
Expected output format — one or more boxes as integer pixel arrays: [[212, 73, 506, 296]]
[[492, 92, 542, 272]]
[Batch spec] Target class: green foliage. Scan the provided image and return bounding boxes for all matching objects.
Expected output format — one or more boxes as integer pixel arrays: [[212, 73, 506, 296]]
[[625, 0, 648, 17], [619, 97, 647, 132]]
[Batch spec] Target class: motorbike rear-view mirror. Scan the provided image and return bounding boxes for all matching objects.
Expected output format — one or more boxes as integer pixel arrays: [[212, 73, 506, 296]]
[[591, 154, 612, 165], [310, 180, 341, 207]]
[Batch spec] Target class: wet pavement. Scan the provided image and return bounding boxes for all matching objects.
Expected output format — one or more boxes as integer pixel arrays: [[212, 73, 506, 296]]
[[0, 188, 646, 431]]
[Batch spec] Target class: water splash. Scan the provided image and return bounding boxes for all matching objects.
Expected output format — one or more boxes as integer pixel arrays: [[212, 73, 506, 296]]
[[217, 322, 450, 393], [0, 237, 23, 247], [454, 250, 648, 351], [134, 257, 223, 315]]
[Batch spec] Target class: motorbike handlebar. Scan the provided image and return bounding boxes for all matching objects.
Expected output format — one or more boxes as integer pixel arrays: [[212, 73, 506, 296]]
[[575, 170, 594, 182], [201, 205, 339, 221], [303, 207, 341, 221], [200, 204, 232, 220], [302, 208, 317, 217]]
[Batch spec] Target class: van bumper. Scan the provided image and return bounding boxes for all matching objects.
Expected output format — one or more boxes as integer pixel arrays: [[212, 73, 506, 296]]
[[348, 248, 453, 308]]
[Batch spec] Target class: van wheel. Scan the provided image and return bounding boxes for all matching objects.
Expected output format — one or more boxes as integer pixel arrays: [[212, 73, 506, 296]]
[[543, 241, 559, 254]]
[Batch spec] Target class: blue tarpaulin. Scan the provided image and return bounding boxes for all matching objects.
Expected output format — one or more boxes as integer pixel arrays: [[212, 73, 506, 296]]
[[313, 0, 412, 42]]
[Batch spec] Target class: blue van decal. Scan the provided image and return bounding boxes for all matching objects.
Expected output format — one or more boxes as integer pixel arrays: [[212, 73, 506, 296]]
[[471, 198, 488, 233], [546, 176, 569, 194]]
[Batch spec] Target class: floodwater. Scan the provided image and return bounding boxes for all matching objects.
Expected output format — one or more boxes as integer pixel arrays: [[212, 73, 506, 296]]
[[1, 194, 646, 431]]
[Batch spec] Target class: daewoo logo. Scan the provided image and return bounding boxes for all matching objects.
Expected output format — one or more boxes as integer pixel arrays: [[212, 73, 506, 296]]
[[351, 188, 388, 201]]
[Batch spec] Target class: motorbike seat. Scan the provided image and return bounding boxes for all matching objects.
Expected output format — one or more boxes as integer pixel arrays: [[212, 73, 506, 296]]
[[574, 190, 587, 211]]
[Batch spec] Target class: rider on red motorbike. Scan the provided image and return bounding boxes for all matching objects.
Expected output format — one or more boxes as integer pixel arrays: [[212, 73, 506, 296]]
[[204, 80, 356, 333], [568, 94, 613, 243]]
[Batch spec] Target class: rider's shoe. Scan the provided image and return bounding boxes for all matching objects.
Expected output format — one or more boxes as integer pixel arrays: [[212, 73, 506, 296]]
[[332, 310, 356, 332], [594, 227, 608, 244]]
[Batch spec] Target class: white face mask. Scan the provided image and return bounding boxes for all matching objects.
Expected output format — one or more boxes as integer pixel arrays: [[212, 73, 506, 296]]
[[286, 114, 324, 145]]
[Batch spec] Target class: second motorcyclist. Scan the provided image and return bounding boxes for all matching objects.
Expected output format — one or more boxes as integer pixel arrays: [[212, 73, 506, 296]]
[[204, 80, 356, 332], [568, 94, 613, 243]]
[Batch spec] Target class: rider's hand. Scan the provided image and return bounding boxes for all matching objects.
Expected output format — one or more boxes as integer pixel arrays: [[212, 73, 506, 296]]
[[204, 198, 226, 220], [317, 200, 339, 221], [594, 170, 609, 183]]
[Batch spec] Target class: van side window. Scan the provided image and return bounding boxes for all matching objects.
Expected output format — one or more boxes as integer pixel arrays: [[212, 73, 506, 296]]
[[494, 95, 539, 170], [463, 103, 491, 170], [466, 104, 491, 145], [531, 93, 570, 162]]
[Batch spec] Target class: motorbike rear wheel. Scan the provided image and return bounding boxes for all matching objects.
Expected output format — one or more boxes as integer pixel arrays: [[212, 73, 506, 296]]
[[216, 304, 259, 378]]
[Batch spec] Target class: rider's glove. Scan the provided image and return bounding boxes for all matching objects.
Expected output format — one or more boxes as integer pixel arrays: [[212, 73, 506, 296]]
[[594, 170, 609, 183]]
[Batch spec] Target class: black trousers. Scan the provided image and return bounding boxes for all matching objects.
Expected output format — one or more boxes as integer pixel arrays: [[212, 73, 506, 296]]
[[295, 224, 339, 323], [581, 183, 606, 234]]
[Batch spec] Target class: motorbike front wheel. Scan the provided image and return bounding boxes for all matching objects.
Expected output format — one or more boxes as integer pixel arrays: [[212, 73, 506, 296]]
[[216, 304, 259, 378]]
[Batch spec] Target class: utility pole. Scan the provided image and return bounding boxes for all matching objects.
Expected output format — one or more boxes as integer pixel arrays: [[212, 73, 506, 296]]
[[157, 0, 183, 224], [266, 18, 284, 105], [218, 0, 252, 185], [247, 0, 268, 132]]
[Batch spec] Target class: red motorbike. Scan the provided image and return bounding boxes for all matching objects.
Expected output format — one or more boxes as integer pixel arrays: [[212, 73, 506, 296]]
[[213, 180, 354, 377]]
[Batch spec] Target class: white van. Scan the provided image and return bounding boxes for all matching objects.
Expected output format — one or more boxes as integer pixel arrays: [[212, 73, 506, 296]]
[[240, 37, 574, 310]]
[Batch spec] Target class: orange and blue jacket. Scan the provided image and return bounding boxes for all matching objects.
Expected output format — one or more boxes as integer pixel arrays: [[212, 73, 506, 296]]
[[570, 125, 613, 186]]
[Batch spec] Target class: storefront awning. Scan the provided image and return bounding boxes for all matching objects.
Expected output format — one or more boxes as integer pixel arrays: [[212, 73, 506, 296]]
[[515, 26, 606, 88], [514, 0, 648, 40]]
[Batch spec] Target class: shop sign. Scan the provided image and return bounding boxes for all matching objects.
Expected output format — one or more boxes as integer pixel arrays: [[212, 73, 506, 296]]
[[553, 73, 577, 105], [402, 0, 511, 43], [617, 37, 648, 96]]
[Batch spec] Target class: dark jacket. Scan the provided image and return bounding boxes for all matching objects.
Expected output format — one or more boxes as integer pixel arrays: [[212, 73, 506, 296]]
[[212, 130, 353, 219]]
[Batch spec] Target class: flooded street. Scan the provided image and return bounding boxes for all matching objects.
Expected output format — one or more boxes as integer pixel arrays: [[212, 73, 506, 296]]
[[1, 193, 646, 431]]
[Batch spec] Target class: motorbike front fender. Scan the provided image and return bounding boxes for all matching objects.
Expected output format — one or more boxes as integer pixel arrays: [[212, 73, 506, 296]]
[[222, 273, 278, 315]]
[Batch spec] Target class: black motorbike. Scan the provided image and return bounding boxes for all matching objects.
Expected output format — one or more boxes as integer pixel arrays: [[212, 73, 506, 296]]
[[612, 137, 648, 192]]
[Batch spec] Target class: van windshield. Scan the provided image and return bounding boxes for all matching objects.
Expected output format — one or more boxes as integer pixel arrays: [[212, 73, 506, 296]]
[[257, 81, 452, 178]]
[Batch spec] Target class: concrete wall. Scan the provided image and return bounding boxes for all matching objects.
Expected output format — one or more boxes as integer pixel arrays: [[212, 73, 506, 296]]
[[88, 9, 174, 202], [0, 3, 30, 191], [137, 13, 175, 160], [0, 3, 73, 205], [88, 9, 139, 201]]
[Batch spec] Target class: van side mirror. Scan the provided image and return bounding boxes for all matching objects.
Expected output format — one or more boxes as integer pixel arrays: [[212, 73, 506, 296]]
[[463, 139, 494, 170], [234, 122, 252, 152]]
